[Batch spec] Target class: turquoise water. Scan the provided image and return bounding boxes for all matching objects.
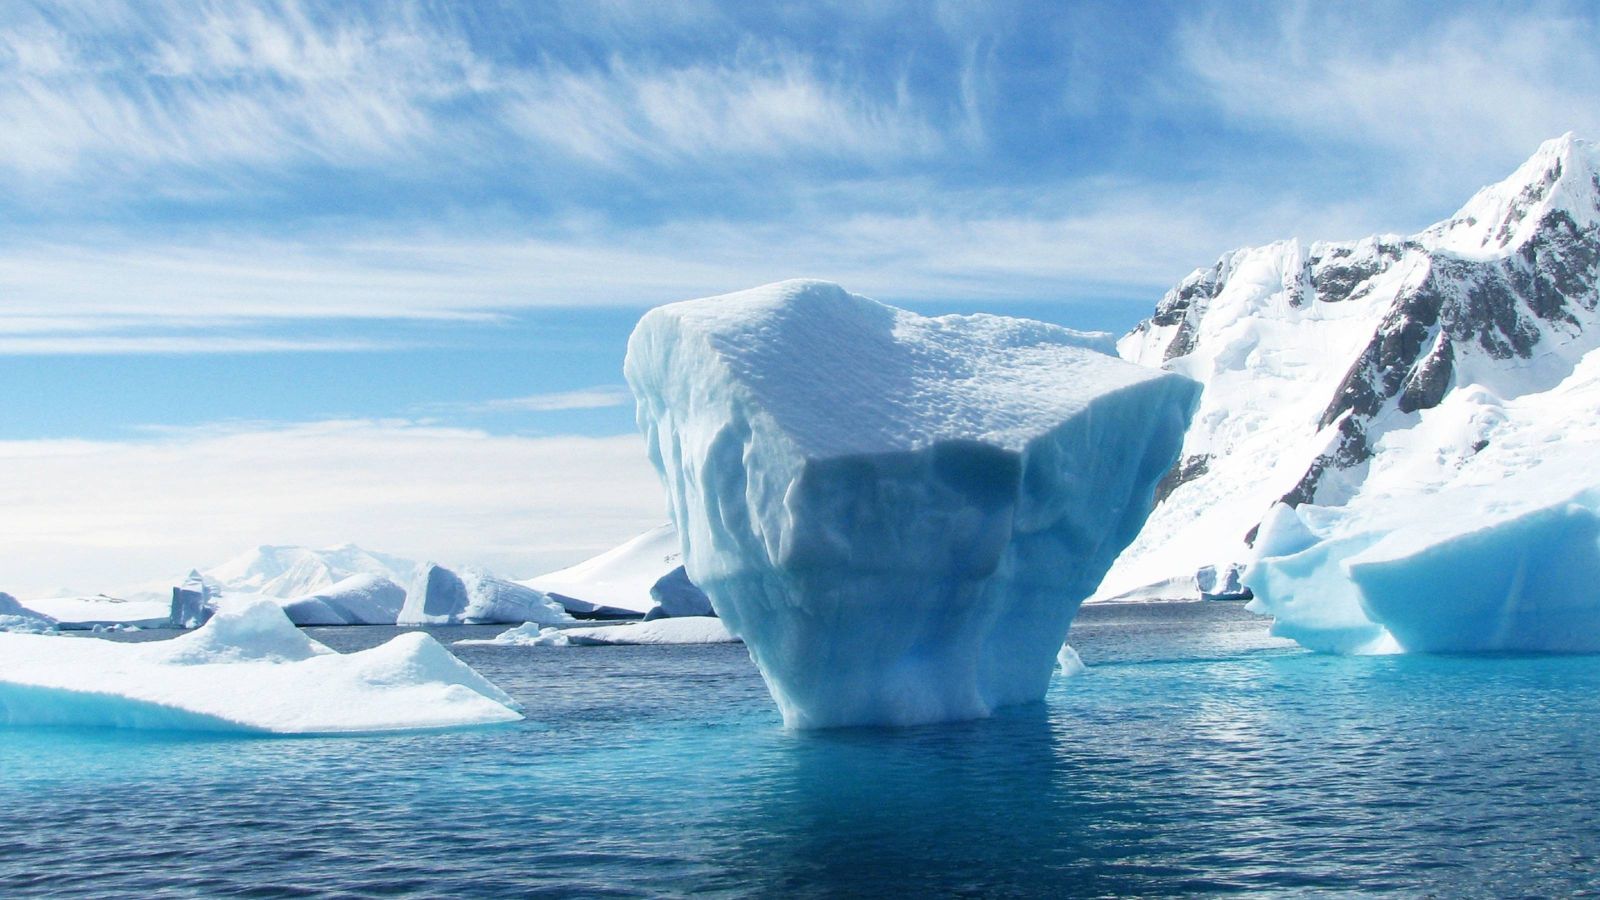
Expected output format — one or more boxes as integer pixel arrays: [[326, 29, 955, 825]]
[[4, 602, 1600, 896]]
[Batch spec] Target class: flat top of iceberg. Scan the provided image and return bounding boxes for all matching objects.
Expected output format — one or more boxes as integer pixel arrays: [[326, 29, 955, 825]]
[[0, 600, 522, 734], [631, 279, 1152, 457]]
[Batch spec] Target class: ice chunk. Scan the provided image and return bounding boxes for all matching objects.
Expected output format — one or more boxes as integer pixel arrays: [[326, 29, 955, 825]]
[[625, 280, 1199, 727], [1056, 644, 1086, 676], [1247, 486, 1600, 654], [647, 566, 714, 618], [280, 573, 407, 625], [0, 600, 521, 733], [0, 592, 56, 635], [461, 616, 739, 647], [399, 563, 573, 626], [168, 570, 214, 629], [523, 523, 704, 617]]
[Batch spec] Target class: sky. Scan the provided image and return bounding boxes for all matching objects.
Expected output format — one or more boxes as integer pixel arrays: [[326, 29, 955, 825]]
[[4, 0, 1600, 595]]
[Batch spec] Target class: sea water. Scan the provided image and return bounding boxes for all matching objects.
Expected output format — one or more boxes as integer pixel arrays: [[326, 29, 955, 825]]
[[3, 602, 1599, 896]]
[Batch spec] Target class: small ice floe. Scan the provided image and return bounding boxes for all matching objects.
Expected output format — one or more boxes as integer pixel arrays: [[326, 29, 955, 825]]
[[459, 616, 739, 647], [0, 600, 522, 734], [1056, 644, 1086, 677]]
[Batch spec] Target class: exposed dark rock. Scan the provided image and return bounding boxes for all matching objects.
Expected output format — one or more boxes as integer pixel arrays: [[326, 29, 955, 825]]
[[1152, 454, 1210, 507], [1398, 337, 1455, 413]]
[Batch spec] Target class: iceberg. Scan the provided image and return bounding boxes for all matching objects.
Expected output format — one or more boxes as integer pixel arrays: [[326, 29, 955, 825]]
[[0, 600, 522, 733], [1247, 350, 1600, 654], [0, 592, 56, 634], [624, 280, 1199, 727], [461, 616, 738, 647], [646, 565, 714, 619], [1248, 485, 1600, 654], [523, 523, 710, 618], [168, 570, 215, 629], [399, 563, 573, 626], [279, 573, 407, 626]]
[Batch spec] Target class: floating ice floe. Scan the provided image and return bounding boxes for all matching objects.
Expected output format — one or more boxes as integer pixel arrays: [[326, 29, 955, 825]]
[[625, 279, 1198, 727], [1057, 645, 1086, 677], [0, 600, 522, 733], [399, 563, 572, 626], [460, 616, 738, 647]]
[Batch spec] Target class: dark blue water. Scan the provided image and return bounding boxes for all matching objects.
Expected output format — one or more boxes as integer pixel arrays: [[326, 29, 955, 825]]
[[4, 602, 1600, 897]]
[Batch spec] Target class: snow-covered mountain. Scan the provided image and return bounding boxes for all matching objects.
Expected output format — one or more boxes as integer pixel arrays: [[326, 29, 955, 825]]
[[1098, 133, 1600, 601], [202, 544, 416, 598]]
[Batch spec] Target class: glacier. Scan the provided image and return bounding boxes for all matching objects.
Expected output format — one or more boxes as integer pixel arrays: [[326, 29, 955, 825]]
[[0, 600, 522, 733], [624, 279, 1198, 727], [1100, 133, 1600, 613], [399, 563, 573, 626]]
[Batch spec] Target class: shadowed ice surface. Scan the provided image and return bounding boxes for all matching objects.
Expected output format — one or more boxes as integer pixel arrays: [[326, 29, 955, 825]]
[[4, 603, 1600, 896]]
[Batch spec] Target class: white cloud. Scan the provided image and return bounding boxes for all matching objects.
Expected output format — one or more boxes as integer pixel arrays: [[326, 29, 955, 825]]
[[0, 335, 397, 354], [0, 419, 667, 599], [1177, 7, 1600, 188], [447, 387, 635, 414], [0, 174, 1388, 337], [503, 50, 945, 168], [0, 3, 947, 186]]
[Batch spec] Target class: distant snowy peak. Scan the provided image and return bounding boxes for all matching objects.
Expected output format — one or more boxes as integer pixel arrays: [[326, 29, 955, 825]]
[[1424, 133, 1600, 259], [1100, 134, 1600, 602], [203, 544, 416, 599]]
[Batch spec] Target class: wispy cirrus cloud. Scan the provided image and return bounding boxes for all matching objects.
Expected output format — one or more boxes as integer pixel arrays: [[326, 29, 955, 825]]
[[1175, 5, 1600, 190], [0, 0, 957, 195], [438, 386, 635, 415], [0, 335, 399, 355]]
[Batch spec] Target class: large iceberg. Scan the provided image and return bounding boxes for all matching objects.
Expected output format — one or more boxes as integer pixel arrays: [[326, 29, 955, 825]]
[[624, 280, 1199, 727], [399, 563, 573, 626], [0, 600, 522, 733]]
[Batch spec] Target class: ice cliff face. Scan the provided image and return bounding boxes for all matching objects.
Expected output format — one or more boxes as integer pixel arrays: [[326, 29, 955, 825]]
[[626, 280, 1198, 727], [1102, 134, 1600, 606]]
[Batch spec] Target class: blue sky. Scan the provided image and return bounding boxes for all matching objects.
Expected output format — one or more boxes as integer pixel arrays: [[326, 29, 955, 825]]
[[4, 0, 1600, 593]]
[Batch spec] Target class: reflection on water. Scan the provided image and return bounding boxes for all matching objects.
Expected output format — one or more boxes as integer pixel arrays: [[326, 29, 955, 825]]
[[4, 604, 1600, 896]]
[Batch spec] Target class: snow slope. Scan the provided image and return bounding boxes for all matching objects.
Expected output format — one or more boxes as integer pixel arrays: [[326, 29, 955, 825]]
[[522, 523, 711, 617], [1102, 134, 1600, 604], [0, 600, 522, 733], [626, 279, 1197, 727]]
